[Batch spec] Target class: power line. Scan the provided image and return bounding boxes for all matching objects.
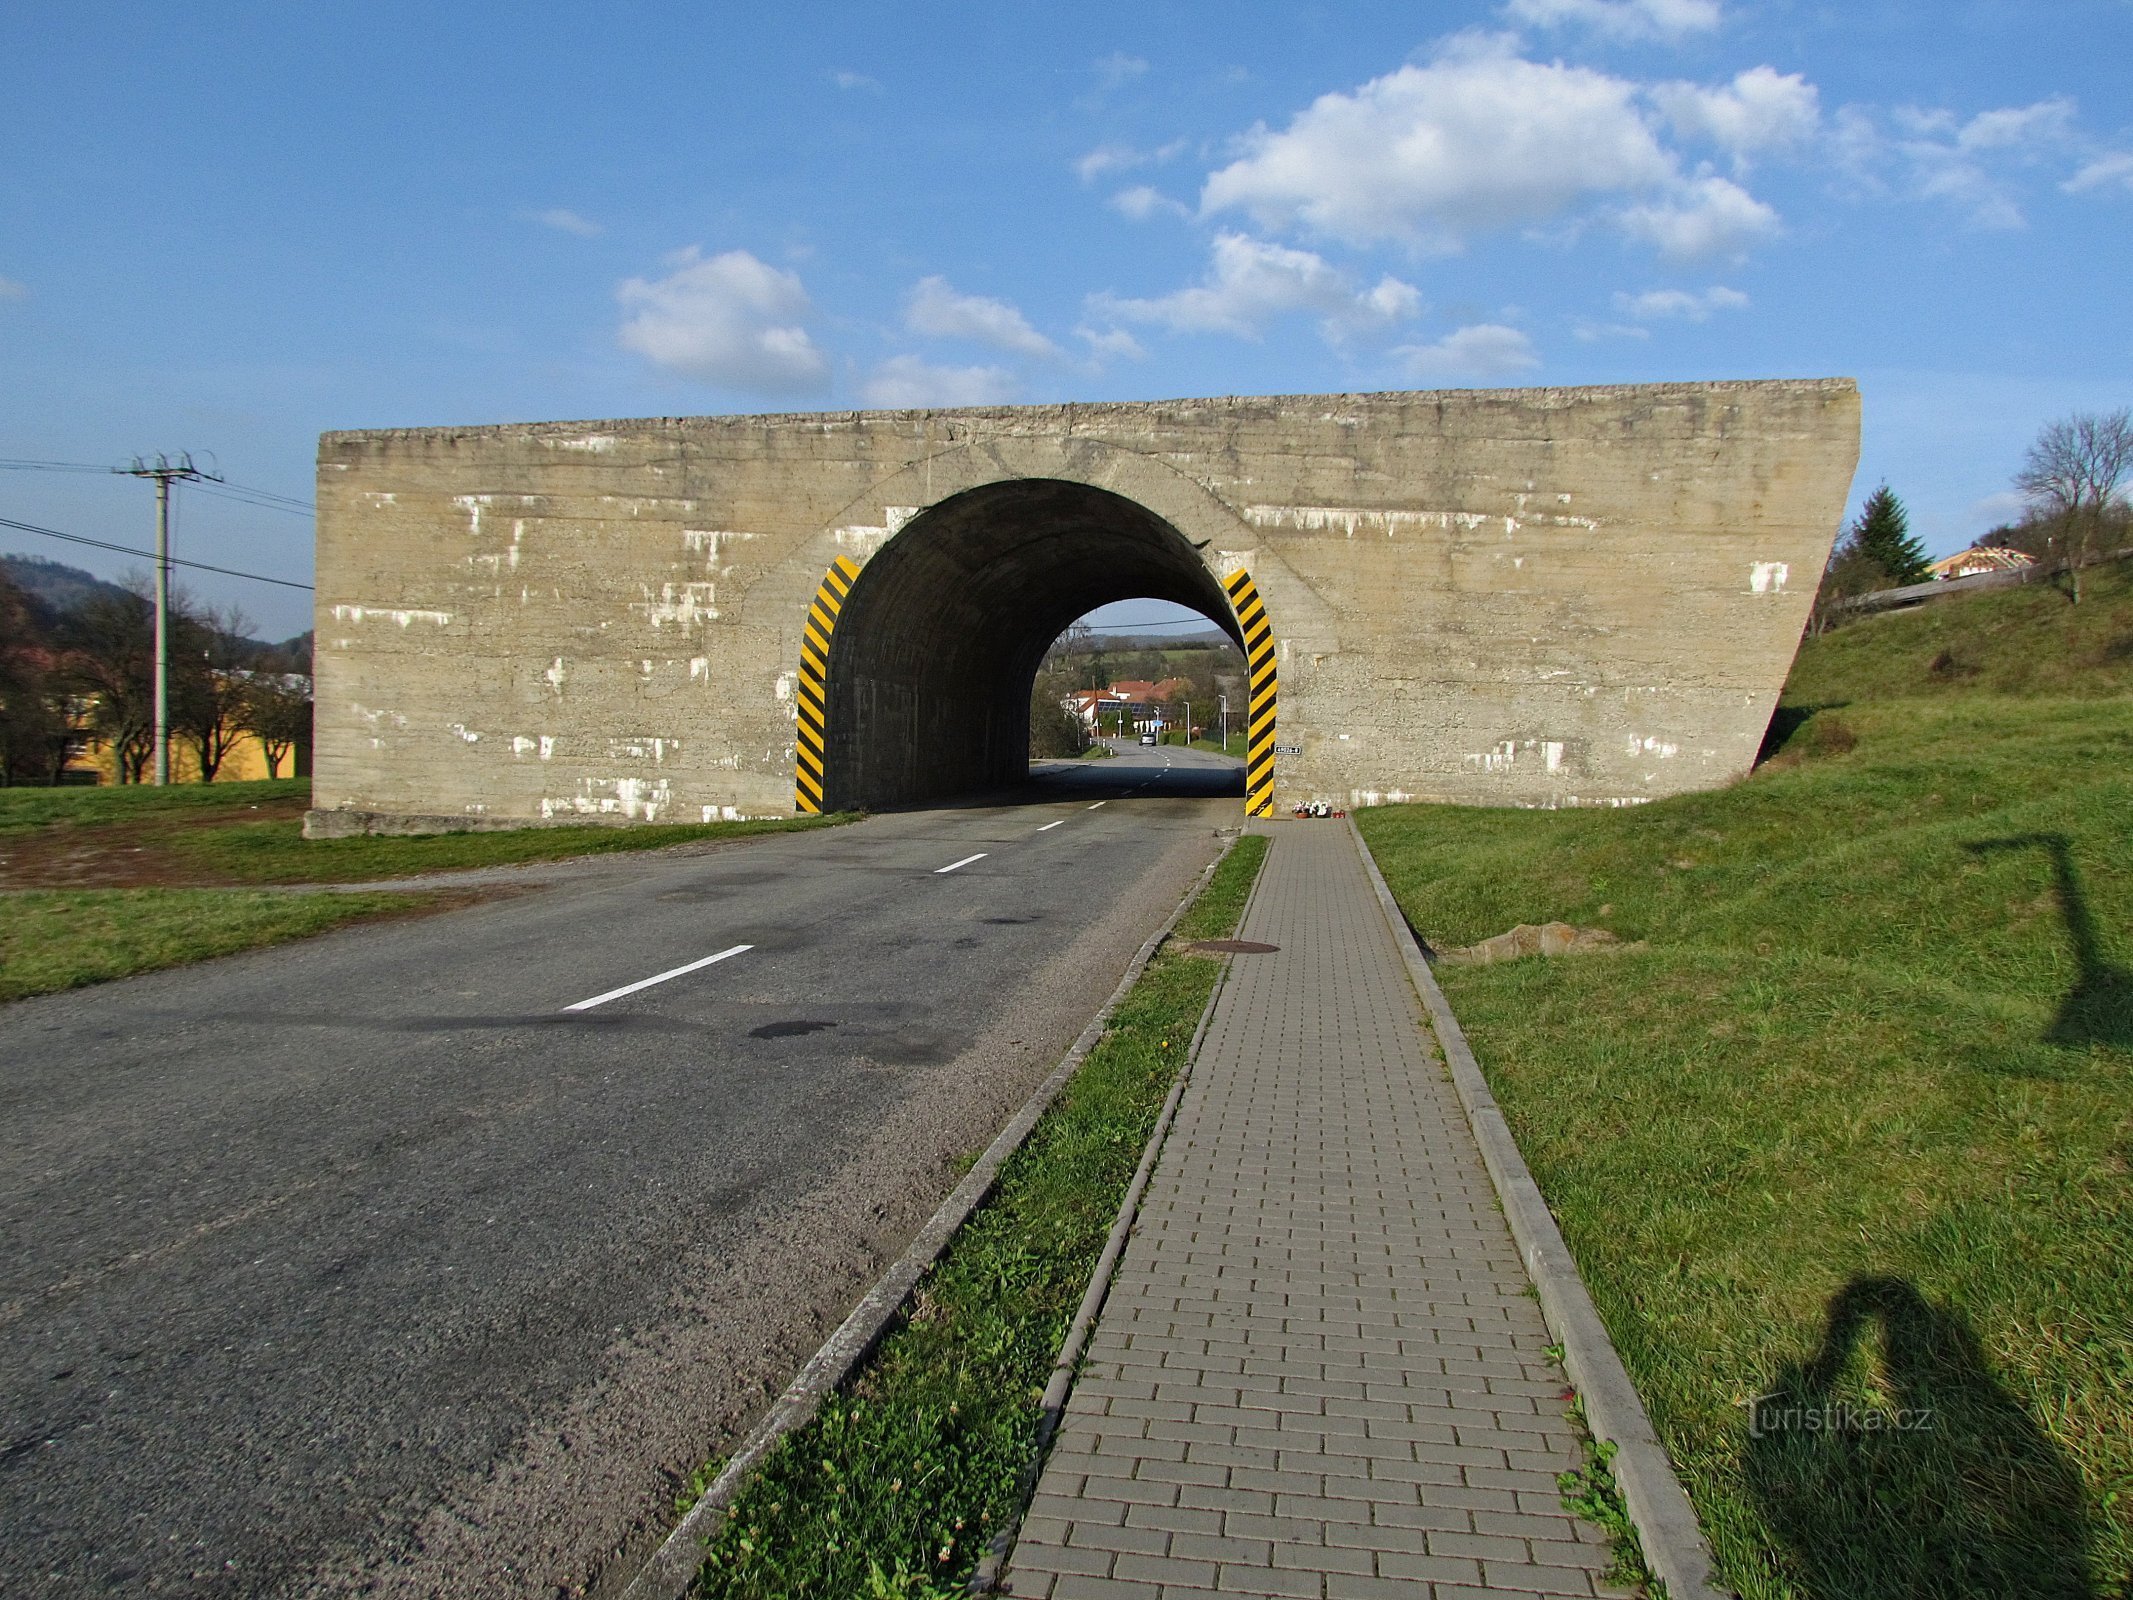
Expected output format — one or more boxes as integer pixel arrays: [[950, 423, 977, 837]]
[[191, 480, 316, 518], [0, 514, 314, 590], [0, 459, 317, 516]]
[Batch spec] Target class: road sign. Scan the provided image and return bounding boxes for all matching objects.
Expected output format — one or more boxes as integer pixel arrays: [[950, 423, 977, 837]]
[[1274, 744, 1302, 755]]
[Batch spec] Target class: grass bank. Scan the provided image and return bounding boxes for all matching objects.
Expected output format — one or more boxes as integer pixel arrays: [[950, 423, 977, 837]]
[[1358, 575, 2133, 1597], [1, 780, 856, 1001], [685, 833, 1270, 1599], [1, 777, 853, 886], [0, 888, 461, 1002]]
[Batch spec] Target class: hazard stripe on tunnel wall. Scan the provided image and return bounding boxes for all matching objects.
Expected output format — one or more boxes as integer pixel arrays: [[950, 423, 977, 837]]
[[794, 556, 861, 814], [1226, 567, 1277, 819]]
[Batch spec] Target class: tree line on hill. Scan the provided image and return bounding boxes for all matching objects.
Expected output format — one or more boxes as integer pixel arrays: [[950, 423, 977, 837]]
[[1028, 623, 1249, 758], [1816, 408, 2132, 630], [0, 556, 313, 785]]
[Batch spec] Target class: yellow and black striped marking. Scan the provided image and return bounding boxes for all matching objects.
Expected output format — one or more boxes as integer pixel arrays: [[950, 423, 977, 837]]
[[794, 556, 860, 814], [1226, 567, 1277, 818]]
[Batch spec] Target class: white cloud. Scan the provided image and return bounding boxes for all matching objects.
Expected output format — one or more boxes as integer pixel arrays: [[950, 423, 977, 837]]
[[861, 355, 1016, 408], [1076, 326, 1146, 363], [616, 247, 829, 395], [1075, 139, 1186, 184], [1618, 175, 1779, 258], [1091, 232, 1421, 340], [0, 276, 26, 301], [1394, 323, 1540, 378], [1652, 67, 1819, 166], [527, 207, 602, 237], [1873, 97, 2081, 228], [1502, 0, 1722, 41], [1573, 320, 1651, 342], [904, 276, 1058, 358], [1095, 52, 1149, 91], [1200, 41, 1678, 251], [2066, 152, 2133, 194], [1613, 284, 1750, 321], [831, 69, 882, 92], [1110, 185, 1190, 221]]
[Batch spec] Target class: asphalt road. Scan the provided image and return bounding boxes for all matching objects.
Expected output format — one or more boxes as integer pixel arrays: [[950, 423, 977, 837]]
[[0, 744, 1243, 1598]]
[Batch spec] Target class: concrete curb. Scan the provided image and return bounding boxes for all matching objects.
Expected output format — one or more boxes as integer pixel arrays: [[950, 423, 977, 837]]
[[1347, 817, 1731, 1600], [970, 830, 1266, 1594], [615, 839, 1235, 1600]]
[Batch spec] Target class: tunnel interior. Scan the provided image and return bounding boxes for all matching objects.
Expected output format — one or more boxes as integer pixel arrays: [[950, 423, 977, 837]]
[[819, 479, 1243, 810]]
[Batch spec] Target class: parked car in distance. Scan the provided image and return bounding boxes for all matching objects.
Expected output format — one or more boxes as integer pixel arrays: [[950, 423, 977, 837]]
[[1139, 732, 1158, 746]]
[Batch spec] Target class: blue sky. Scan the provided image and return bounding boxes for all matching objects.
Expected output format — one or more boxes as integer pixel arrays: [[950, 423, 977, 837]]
[[3, 0, 2129, 639]]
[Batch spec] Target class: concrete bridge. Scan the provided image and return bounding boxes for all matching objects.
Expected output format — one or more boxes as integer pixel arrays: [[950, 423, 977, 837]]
[[307, 379, 1859, 834]]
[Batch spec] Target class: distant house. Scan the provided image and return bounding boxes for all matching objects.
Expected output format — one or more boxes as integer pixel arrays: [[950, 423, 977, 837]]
[[1929, 546, 2035, 580], [1065, 688, 1130, 730]]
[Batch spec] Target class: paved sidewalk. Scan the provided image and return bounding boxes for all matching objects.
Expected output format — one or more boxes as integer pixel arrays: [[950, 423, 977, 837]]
[[1003, 824, 1615, 1599]]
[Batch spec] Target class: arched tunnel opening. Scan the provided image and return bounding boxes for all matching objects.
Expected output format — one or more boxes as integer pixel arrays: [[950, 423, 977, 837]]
[[811, 479, 1248, 812]]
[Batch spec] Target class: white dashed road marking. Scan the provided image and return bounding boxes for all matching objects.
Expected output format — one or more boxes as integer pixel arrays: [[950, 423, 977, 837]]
[[563, 944, 753, 1013], [935, 853, 988, 874], [1037, 821, 1065, 832]]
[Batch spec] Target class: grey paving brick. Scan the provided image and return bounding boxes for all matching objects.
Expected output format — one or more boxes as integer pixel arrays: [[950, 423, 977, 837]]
[[1002, 828, 1611, 1599]]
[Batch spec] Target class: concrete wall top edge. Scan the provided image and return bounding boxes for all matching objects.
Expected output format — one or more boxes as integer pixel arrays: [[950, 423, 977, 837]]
[[317, 376, 1858, 450]]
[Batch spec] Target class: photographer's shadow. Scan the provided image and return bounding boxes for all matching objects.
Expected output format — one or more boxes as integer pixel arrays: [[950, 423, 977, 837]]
[[1744, 1276, 2107, 1598]]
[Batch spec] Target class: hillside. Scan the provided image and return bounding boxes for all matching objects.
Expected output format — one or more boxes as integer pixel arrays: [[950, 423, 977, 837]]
[[1359, 563, 2133, 1596], [1787, 553, 2133, 704], [1, 552, 138, 619], [1, 552, 313, 666]]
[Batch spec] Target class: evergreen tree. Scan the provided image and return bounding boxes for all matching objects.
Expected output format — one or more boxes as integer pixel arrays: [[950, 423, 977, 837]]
[[1846, 485, 1931, 586]]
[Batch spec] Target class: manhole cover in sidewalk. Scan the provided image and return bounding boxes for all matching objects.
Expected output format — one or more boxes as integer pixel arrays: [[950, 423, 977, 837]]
[[1187, 939, 1280, 954]]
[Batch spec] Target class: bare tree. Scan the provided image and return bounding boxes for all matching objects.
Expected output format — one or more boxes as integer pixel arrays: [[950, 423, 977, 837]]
[[64, 581, 159, 782], [174, 602, 255, 782], [2014, 409, 2133, 603], [240, 673, 313, 778]]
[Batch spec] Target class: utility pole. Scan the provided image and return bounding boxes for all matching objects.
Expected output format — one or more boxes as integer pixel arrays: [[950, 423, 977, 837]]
[[1220, 694, 1229, 754], [124, 453, 221, 785]]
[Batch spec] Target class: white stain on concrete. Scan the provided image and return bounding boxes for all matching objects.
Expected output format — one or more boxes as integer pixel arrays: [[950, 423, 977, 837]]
[[689, 657, 711, 682], [449, 723, 481, 744], [361, 492, 398, 506], [1629, 734, 1680, 758], [1245, 505, 1491, 536], [700, 804, 745, 822], [452, 494, 494, 537], [682, 529, 757, 570], [544, 657, 567, 692], [634, 581, 719, 631], [832, 505, 921, 558], [773, 672, 795, 703], [540, 776, 673, 821], [511, 736, 538, 758], [609, 737, 673, 765], [1466, 737, 1569, 775], [1749, 561, 1790, 594], [544, 434, 618, 453], [1350, 788, 1416, 807], [351, 703, 409, 729], [331, 604, 452, 628]]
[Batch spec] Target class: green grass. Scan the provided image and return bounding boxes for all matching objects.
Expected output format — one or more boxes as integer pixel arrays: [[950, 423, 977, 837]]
[[1357, 573, 2133, 1598], [0, 888, 455, 1002], [169, 811, 855, 884], [0, 776, 855, 884], [1789, 553, 2133, 705], [688, 833, 1269, 1599], [0, 777, 309, 834]]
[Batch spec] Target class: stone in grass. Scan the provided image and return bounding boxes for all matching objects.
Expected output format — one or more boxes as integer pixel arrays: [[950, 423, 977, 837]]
[[1438, 922, 1629, 966]]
